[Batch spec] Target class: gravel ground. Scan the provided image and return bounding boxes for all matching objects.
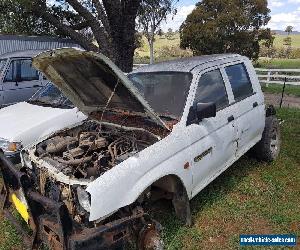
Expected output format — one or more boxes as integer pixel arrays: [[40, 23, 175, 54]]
[[264, 93, 300, 108]]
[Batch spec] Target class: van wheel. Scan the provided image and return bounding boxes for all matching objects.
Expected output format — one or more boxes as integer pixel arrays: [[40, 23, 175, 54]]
[[253, 116, 281, 162]]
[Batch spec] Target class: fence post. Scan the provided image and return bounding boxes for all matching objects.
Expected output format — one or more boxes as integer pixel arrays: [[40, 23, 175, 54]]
[[279, 77, 287, 108], [266, 70, 271, 87]]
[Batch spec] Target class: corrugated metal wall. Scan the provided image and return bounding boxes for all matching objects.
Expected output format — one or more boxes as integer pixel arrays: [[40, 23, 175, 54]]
[[0, 35, 80, 55]]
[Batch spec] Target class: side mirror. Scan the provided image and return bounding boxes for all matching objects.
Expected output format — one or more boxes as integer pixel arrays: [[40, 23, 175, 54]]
[[186, 102, 216, 126]]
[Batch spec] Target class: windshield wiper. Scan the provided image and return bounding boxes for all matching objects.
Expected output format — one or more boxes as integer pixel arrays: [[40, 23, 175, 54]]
[[27, 100, 52, 106], [51, 102, 74, 109], [158, 114, 178, 121], [27, 99, 72, 109]]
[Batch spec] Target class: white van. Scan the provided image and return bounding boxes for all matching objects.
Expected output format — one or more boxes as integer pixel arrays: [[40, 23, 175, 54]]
[[0, 50, 48, 107]]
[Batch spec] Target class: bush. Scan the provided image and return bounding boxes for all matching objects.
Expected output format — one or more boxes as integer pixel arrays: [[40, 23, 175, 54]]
[[260, 46, 300, 59], [156, 45, 193, 60], [134, 45, 193, 64]]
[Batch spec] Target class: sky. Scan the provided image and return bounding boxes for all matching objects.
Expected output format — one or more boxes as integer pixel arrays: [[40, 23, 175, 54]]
[[161, 0, 300, 32]]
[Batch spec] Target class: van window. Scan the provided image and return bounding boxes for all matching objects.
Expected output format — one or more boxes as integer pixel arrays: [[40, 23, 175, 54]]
[[0, 59, 7, 73], [195, 69, 229, 111], [19, 59, 39, 81], [4, 60, 17, 82], [225, 63, 253, 101], [3, 59, 39, 82]]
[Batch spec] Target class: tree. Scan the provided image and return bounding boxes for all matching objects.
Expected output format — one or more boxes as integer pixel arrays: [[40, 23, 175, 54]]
[[166, 28, 174, 39], [180, 0, 273, 60], [285, 25, 293, 36], [283, 36, 292, 47], [0, 0, 58, 36], [157, 28, 164, 36], [0, 0, 142, 72], [283, 26, 293, 58], [137, 0, 177, 64]]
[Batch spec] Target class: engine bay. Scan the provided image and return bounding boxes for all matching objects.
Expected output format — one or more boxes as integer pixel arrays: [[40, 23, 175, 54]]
[[34, 121, 158, 181]]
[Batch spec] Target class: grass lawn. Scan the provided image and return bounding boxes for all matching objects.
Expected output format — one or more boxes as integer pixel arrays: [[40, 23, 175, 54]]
[[136, 34, 300, 57], [257, 58, 300, 69], [0, 108, 299, 250], [136, 33, 181, 58], [262, 84, 300, 97], [273, 34, 300, 48], [135, 34, 300, 69]]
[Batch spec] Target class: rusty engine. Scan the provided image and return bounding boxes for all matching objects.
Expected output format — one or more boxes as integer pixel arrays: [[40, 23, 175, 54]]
[[35, 121, 157, 180], [24, 121, 158, 225]]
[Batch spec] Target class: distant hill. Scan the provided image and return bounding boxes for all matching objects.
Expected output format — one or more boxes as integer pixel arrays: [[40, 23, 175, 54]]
[[272, 30, 300, 35]]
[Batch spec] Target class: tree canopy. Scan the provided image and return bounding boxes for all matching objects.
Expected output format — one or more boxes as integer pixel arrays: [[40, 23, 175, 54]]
[[0, 0, 58, 36], [285, 25, 293, 36], [180, 0, 273, 60], [0, 0, 142, 72]]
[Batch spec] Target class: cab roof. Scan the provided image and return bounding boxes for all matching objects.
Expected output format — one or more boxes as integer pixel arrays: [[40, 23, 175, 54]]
[[132, 54, 244, 73]]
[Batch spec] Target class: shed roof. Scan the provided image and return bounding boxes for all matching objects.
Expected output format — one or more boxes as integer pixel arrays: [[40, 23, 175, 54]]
[[0, 50, 46, 59], [0, 34, 75, 43]]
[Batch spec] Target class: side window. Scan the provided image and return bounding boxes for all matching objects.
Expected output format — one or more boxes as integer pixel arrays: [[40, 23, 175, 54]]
[[195, 69, 229, 111], [19, 59, 39, 81], [4, 60, 17, 82], [225, 63, 253, 101]]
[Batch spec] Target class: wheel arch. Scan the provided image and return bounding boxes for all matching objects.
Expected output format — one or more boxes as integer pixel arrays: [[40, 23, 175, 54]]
[[132, 174, 192, 225]]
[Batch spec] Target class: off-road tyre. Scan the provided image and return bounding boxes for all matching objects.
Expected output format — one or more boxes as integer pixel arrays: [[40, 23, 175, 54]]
[[253, 116, 281, 162]]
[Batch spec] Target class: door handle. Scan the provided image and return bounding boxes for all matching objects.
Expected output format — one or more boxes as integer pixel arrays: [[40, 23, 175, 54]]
[[228, 115, 234, 123], [253, 102, 258, 108], [33, 85, 40, 87]]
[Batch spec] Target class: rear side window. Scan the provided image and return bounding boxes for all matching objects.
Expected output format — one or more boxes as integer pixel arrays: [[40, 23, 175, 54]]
[[195, 69, 229, 111], [225, 63, 253, 101]]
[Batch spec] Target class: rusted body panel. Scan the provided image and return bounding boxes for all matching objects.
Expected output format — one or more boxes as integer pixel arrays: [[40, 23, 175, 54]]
[[0, 151, 160, 250]]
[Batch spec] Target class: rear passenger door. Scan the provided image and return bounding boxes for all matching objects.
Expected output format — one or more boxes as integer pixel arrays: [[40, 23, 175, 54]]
[[223, 61, 265, 157], [2, 58, 43, 105], [187, 67, 238, 197]]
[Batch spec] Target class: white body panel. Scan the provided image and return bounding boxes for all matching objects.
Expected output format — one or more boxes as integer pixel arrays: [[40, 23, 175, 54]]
[[0, 102, 87, 147]]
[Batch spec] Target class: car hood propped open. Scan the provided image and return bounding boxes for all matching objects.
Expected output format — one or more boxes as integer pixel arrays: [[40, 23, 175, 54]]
[[32, 48, 169, 131]]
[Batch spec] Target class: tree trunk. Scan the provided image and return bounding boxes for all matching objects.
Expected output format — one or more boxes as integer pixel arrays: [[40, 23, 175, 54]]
[[149, 39, 155, 64], [112, 17, 137, 73], [102, 0, 141, 72]]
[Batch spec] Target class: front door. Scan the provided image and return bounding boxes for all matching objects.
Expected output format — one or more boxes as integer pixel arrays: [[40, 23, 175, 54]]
[[2, 58, 43, 106], [186, 67, 238, 197]]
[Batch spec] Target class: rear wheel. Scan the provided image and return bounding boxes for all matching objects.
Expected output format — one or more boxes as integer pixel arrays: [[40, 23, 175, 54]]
[[253, 116, 281, 162]]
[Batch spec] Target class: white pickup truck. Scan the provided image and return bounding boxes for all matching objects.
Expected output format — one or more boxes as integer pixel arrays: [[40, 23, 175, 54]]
[[0, 48, 280, 250]]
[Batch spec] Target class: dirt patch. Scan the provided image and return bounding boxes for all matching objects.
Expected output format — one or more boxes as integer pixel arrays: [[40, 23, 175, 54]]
[[264, 93, 300, 108], [290, 221, 300, 232]]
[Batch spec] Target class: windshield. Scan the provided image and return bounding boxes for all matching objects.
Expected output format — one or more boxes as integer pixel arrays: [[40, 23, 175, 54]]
[[0, 59, 7, 73], [30, 83, 73, 108], [128, 72, 192, 119]]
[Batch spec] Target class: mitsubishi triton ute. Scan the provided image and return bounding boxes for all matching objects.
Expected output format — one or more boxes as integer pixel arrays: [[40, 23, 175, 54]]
[[0, 48, 280, 250]]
